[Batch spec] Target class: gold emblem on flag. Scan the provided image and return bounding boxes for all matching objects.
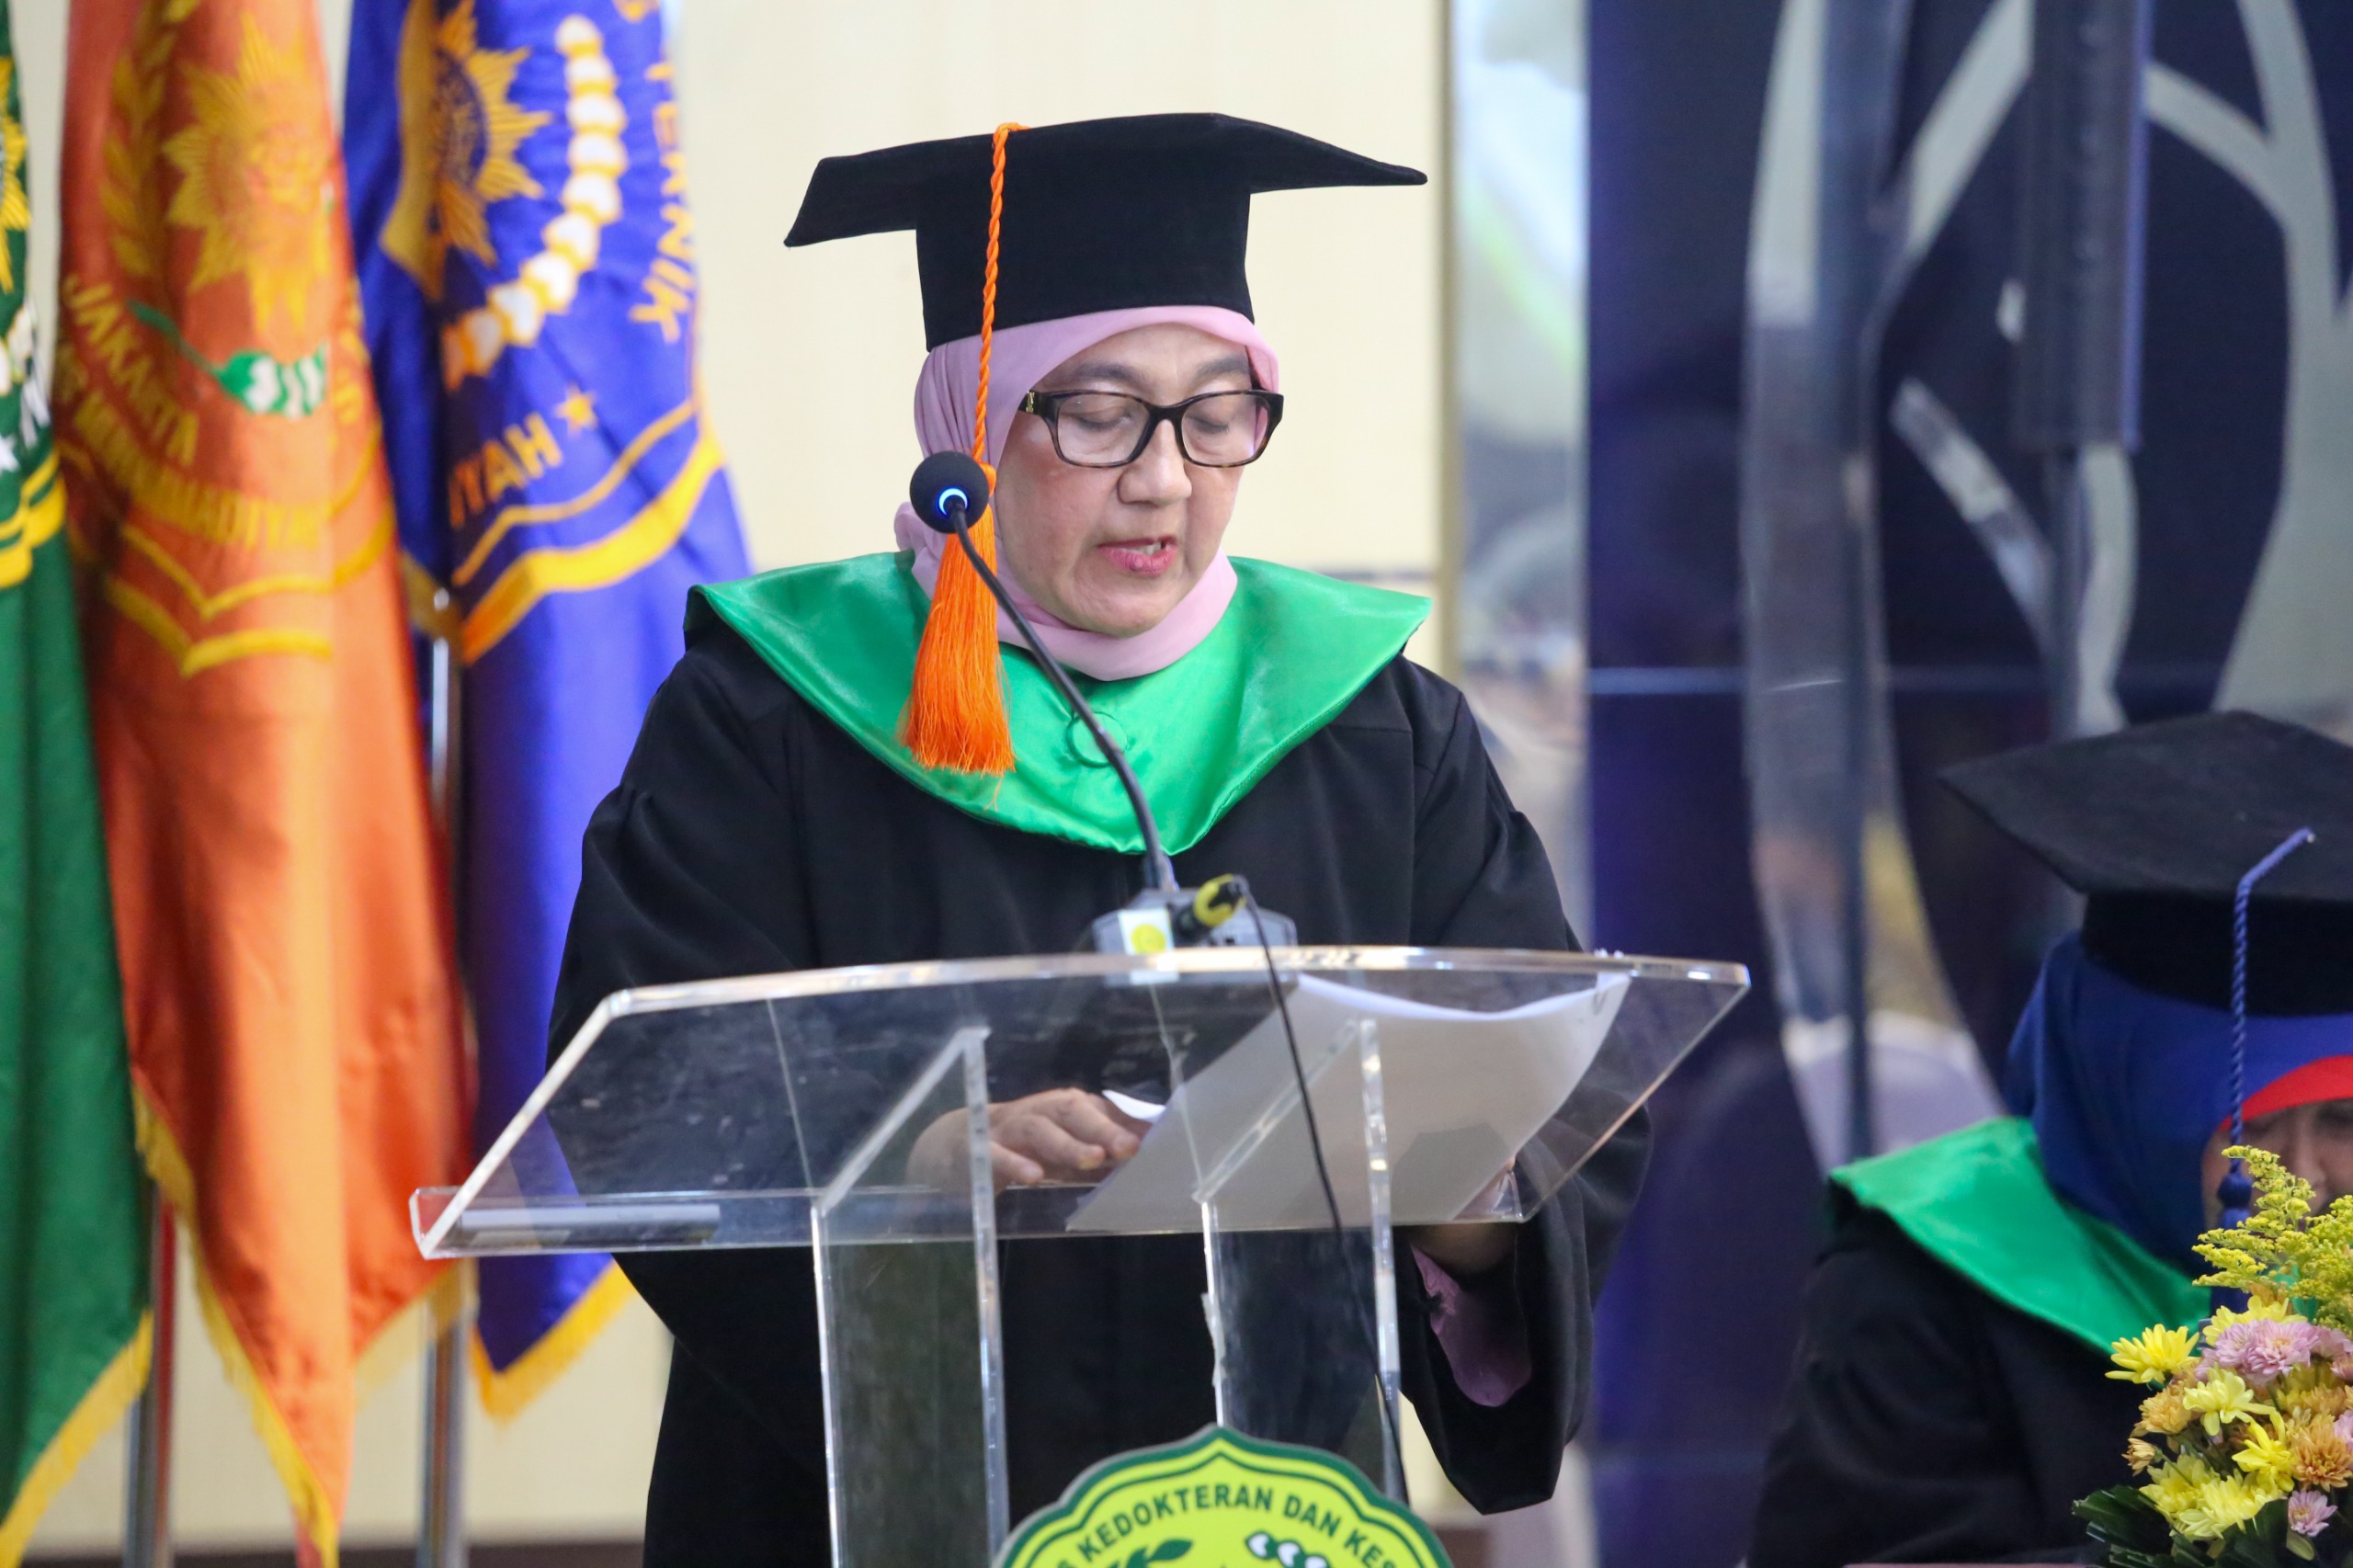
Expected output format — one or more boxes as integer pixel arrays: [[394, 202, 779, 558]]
[[379, 0, 549, 301], [0, 61, 29, 293], [59, 0, 394, 679], [374, 1, 631, 387], [160, 13, 335, 335], [426, 15, 629, 390]]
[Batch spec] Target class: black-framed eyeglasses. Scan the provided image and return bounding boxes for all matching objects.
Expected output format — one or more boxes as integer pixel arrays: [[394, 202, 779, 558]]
[[1017, 388, 1285, 469]]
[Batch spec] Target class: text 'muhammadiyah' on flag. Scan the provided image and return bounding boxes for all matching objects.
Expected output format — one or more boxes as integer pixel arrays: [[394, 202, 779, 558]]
[[344, 0, 747, 1416]]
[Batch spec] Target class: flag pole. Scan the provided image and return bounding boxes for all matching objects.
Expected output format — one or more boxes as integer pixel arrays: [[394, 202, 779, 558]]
[[419, 616, 469, 1568], [419, 1314, 466, 1568], [124, 1196, 176, 1567]]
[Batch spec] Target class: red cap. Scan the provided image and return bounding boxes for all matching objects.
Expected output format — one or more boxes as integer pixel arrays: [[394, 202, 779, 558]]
[[2243, 1056, 2353, 1122]]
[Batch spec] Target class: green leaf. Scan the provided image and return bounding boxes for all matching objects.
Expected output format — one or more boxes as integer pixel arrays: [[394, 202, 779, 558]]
[[2088, 1544, 2169, 1562], [119, 299, 328, 419], [2078, 1486, 2174, 1555], [2212, 1505, 2297, 1568], [1150, 1545, 1191, 1562], [2288, 1533, 2317, 1562], [217, 347, 328, 417]]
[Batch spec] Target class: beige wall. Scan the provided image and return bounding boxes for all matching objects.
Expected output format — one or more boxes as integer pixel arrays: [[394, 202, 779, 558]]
[[30, 1264, 671, 1553], [17, 0, 1445, 1552]]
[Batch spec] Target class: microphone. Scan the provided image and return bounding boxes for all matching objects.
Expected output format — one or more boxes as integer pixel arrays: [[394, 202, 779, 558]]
[[909, 450, 994, 535]]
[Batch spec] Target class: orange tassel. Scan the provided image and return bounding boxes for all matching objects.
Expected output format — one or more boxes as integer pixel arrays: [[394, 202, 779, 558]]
[[904, 122, 1025, 774], [904, 495, 1017, 772]]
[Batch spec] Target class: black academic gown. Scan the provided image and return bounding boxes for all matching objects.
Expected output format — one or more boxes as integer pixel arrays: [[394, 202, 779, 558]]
[[1749, 1200, 2146, 1568], [549, 620, 1650, 1567]]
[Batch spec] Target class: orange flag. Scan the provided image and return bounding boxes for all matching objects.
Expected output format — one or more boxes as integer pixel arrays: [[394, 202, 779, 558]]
[[52, 0, 468, 1559]]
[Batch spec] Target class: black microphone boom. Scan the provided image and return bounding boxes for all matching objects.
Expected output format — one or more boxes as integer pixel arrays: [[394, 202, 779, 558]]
[[906, 453, 1178, 892]]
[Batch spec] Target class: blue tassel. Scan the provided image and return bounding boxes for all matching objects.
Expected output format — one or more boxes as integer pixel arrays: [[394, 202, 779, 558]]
[[2218, 1161, 2254, 1230], [2215, 826, 2314, 1228]]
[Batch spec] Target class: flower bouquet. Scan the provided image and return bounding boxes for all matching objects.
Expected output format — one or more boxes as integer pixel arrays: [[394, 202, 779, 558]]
[[2080, 1149, 2353, 1564]]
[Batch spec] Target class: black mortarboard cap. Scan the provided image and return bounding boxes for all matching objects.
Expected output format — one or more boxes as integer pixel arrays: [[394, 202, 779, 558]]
[[1941, 711, 2353, 1014], [783, 114, 1427, 347]]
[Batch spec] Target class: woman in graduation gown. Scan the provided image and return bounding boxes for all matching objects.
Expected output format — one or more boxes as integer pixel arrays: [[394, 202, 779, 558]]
[[547, 114, 1647, 1566], [1749, 712, 2353, 1568]]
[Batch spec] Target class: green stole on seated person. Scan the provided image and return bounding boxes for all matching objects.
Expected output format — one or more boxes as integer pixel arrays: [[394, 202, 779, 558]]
[[1832, 1116, 2209, 1355], [691, 552, 1429, 857]]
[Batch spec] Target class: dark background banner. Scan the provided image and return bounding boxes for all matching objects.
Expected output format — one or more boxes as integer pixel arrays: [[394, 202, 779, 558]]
[[1584, 1, 2353, 1561]]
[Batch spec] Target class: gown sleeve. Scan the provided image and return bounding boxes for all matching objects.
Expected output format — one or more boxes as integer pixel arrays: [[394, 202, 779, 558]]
[[550, 636, 808, 1041], [548, 633, 831, 1462], [1748, 1204, 2075, 1568], [1390, 664, 1654, 1514]]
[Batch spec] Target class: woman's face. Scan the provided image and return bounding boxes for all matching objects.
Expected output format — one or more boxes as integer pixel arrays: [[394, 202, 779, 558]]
[[2200, 1098, 2353, 1219], [990, 323, 1253, 637]]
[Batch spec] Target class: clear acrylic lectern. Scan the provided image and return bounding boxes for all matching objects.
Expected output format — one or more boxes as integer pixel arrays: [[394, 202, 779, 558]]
[[413, 947, 1745, 1566]]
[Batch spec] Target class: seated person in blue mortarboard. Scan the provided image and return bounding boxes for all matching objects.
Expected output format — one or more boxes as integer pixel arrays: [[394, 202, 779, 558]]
[[1750, 712, 2353, 1568]]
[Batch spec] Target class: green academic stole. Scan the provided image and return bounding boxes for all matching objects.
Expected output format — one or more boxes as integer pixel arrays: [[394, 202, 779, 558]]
[[692, 552, 1429, 856], [1832, 1116, 2209, 1355]]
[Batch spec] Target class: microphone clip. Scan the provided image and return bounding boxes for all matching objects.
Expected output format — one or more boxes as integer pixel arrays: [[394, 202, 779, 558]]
[[1091, 874, 1298, 956]]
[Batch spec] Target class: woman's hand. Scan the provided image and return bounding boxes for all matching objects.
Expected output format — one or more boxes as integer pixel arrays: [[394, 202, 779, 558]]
[[907, 1088, 1152, 1191], [1402, 1222, 1517, 1279]]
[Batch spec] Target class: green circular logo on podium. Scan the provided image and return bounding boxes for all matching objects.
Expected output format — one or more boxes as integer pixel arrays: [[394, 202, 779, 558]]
[[995, 1426, 1450, 1568]]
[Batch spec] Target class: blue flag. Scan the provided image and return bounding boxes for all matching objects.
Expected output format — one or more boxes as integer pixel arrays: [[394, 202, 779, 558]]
[[344, 0, 748, 1412]]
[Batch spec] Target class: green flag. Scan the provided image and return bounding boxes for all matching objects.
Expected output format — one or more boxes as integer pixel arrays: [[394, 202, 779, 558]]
[[0, 0, 150, 1557]]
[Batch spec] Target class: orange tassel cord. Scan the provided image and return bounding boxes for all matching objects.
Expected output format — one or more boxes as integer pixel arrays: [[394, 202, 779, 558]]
[[903, 122, 1027, 774]]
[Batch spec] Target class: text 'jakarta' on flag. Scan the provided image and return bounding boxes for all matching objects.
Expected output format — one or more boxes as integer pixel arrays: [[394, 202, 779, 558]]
[[53, 0, 471, 1558], [344, 0, 749, 1415], [0, 0, 149, 1559]]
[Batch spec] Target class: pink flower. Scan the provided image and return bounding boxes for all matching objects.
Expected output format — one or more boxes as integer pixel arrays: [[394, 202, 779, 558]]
[[2335, 1412, 2353, 1449], [2312, 1327, 2353, 1361], [2334, 1349, 2353, 1383], [2289, 1490, 2337, 1538], [2211, 1320, 2321, 1387]]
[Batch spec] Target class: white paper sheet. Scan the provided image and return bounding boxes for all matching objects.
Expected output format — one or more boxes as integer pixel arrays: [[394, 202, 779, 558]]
[[1065, 973, 1629, 1233]]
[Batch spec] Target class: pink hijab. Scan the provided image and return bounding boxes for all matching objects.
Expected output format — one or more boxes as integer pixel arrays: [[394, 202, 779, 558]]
[[892, 305, 1279, 681]]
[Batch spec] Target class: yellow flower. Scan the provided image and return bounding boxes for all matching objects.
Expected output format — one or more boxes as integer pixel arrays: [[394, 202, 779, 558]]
[[2182, 1471, 2279, 1538], [2110, 1324, 2202, 1384], [2183, 1369, 2279, 1437], [2142, 1454, 2216, 1529], [2233, 1421, 2299, 1489], [2125, 1437, 2162, 1473], [2278, 1366, 2351, 1418], [2140, 1388, 2193, 1436], [2290, 1419, 2353, 1488], [2211, 1297, 2295, 1330], [2147, 1450, 2282, 1540], [2278, 1363, 2332, 1398]]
